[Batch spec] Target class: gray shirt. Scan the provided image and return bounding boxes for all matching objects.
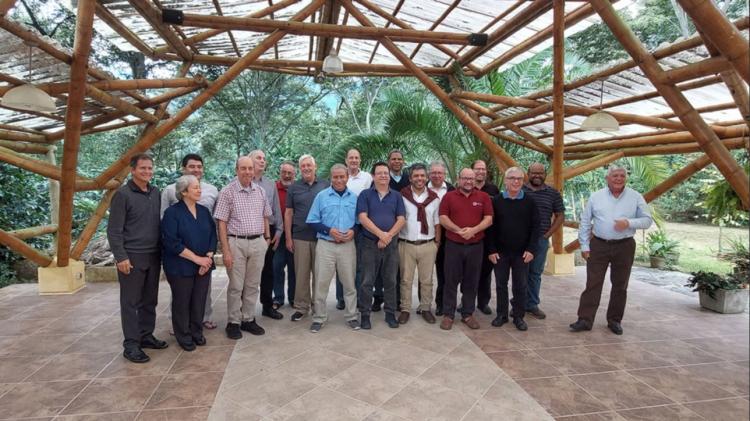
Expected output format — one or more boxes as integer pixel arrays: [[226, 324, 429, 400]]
[[254, 175, 283, 235], [160, 181, 219, 218], [286, 177, 330, 241], [107, 179, 161, 262]]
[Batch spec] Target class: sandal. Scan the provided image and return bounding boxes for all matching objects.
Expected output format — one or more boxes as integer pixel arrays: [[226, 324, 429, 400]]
[[202, 320, 217, 330]]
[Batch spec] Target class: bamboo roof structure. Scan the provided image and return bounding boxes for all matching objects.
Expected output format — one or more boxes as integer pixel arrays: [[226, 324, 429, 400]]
[[0, 0, 748, 271]]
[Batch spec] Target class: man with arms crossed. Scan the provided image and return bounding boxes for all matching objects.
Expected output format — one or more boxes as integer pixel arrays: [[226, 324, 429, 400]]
[[427, 161, 453, 316], [472, 159, 500, 316], [272, 161, 297, 309]]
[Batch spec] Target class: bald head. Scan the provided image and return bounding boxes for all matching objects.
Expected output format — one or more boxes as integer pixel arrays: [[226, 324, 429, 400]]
[[236, 156, 254, 187]]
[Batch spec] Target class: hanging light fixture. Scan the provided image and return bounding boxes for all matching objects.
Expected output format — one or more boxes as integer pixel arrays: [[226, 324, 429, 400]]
[[322, 50, 344, 74], [1, 42, 57, 113], [580, 79, 619, 132]]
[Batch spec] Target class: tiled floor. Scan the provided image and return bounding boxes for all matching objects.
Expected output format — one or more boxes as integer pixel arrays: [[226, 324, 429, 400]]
[[0, 266, 746, 420]]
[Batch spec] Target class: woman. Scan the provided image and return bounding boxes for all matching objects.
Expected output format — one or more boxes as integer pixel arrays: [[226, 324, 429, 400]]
[[162, 175, 217, 351]]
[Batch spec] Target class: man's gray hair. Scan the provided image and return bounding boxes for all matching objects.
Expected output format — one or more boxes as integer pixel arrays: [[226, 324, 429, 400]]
[[504, 166, 524, 177], [248, 149, 264, 159], [299, 154, 316, 166], [330, 163, 347, 174], [175, 175, 199, 201], [607, 164, 628, 176], [429, 161, 446, 172]]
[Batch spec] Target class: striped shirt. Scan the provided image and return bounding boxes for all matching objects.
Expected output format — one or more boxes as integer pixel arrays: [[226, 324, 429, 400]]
[[213, 178, 272, 236], [523, 184, 564, 235]]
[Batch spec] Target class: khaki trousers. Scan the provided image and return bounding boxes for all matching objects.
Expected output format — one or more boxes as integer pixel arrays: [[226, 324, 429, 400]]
[[313, 240, 358, 324], [399, 240, 438, 312], [292, 239, 317, 312], [226, 237, 268, 324]]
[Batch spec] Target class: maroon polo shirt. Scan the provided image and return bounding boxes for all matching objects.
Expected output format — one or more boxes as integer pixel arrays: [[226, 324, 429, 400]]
[[439, 189, 493, 244]]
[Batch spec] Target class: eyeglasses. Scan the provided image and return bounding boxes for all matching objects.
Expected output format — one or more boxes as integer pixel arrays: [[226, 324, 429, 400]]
[[506, 177, 524, 181], [459, 177, 475, 181]]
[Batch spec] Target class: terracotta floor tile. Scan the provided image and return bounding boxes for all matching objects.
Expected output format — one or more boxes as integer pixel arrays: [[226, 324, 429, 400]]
[[463, 328, 528, 352], [616, 404, 704, 420], [682, 336, 750, 362], [635, 340, 722, 365], [533, 346, 619, 375], [381, 378, 477, 421], [585, 343, 672, 370], [266, 386, 375, 421], [516, 376, 608, 417], [219, 367, 316, 416], [326, 361, 412, 406], [275, 348, 359, 385], [0, 380, 89, 418], [0, 317, 54, 336], [0, 355, 50, 383], [55, 412, 138, 421], [136, 406, 211, 420], [0, 333, 83, 357], [684, 397, 750, 420], [681, 362, 750, 396], [168, 345, 233, 375], [27, 352, 116, 382], [145, 371, 223, 410], [98, 347, 181, 378], [555, 412, 627, 421], [569, 371, 674, 410], [61, 375, 163, 415], [487, 350, 564, 379], [627, 366, 735, 403]]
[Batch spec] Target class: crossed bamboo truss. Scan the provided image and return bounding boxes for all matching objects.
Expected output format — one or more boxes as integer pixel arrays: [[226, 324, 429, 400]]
[[0, 0, 747, 270]]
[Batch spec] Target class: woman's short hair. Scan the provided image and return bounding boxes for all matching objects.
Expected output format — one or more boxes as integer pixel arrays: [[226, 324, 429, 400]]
[[175, 175, 199, 201]]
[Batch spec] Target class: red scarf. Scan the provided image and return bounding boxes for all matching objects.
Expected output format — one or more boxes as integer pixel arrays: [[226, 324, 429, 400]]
[[400, 186, 439, 235]]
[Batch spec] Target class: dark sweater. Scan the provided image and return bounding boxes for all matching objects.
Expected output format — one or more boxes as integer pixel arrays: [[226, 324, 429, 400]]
[[486, 191, 540, 256], [107, 179, 161, 262]]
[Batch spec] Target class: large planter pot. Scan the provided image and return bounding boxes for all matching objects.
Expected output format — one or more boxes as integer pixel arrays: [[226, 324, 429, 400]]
[[699, 288, 749, 314], [650, 255, 666, 269]]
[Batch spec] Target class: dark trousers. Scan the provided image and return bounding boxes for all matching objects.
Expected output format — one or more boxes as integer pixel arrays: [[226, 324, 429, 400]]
[[272, 234, 295, 305], [118, 252, 160, 350], [166, 272, 210, 345], [476, 245, 494, 309], [259, 225, 277, 308], [577, 237, 636, 324], [434, 239, 447, 310], [359, 237, 398, 316], [494, 254, 529, 319], [443, 240, 482, 319]]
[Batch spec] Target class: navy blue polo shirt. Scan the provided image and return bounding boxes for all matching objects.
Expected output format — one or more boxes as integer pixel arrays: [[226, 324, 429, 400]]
[[356, 187, 405, 240]]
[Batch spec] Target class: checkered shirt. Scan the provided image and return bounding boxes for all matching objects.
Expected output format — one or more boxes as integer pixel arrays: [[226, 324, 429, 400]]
[[213, 178, 272, 236]]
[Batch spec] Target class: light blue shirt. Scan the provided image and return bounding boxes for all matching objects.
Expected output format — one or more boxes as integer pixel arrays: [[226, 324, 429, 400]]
[[578, 186, 653, 252], [306, 187, 358, 242], [501, 190, 525, 200]]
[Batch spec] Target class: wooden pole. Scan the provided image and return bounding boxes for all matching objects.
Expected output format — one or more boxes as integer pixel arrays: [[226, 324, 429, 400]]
[[8, 225, 58, 240], [94, 2, 154, 56], [339, 0, 518, 171], [0, 77, 207, 96], [46, 146, 59, 254], [0, 229, 53, 266], [564, 137, 747, 160], [70, 170, 127, 259], [0, 0, 16, 16], [660, 56, 732, 84], [505, 123, 554, 155], [591, 0, 750, 209], [85, 85, 161, 123], [0, 129, 49, 144], [0, 140, 51, 154], [551, 0, 565, 253], [488, 130, 549, 154], [562, 151, 625, 180], [128, 0, 193, 60], [56, 0, 96, 267]]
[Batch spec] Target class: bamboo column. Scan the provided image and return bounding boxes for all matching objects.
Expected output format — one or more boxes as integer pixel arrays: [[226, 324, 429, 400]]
[[56, 0, 96, 267], [47, 146, 59, 254], [591, 0, 750, 209], [551, 0, 565, 253], [338, 0, 518, 171]]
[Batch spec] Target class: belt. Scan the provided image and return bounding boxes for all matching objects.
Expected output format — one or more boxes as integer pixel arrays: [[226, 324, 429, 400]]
[[593, 236, 632, 244], [228, 234, 263, 240], [399, 239, 435, 245]]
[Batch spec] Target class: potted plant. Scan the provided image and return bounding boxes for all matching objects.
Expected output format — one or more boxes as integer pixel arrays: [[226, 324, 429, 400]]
[[686, 271, 748, 314], [646, 229, 679, 269]]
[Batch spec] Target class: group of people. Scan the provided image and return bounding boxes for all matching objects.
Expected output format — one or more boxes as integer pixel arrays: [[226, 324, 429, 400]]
[[107, 148, 652, 364]]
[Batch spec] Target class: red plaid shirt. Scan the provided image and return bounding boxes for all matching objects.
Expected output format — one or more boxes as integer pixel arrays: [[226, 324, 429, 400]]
[[213, 178, 271, 236]]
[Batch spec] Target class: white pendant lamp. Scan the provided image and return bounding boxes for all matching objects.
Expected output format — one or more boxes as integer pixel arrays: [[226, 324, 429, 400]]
[[1, 42, 56, 113], [580, 79, 619, 132], [322, 51, 344, 74]]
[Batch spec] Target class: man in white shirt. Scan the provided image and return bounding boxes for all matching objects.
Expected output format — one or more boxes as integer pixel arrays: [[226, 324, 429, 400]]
[[427, 161, 453, 316], [398, 163, 441, 324], [345, 148, 373, 195]]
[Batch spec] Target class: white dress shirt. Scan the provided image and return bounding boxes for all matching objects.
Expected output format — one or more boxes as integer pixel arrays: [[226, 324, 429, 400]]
[[347, 170, 373, 196], [427, 181, 449, 200], [399, 187, 441, 241]]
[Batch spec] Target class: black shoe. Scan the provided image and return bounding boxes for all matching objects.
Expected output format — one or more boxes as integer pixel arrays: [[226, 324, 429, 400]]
[[290, 311, 306, 322], [608, 321, 623, 335], [360, 314, 371, 330], [569, 319, 592, 332], [262, 305, 284, 320], [141, 335, 168, 349], [123, 347, 150, 363], [193, 336, 207, 346], [178, 341, 196, 352], [528, 307, 547, 319], [240, 319, 265, 336], [385, 313, 399, 328], [371, 297, 383, 312], [226, 323, 242, 340], [513, 317, 528, 331], [479, 305, 492, 315], [491, 315, 509, 327], [336, 300, 345, 310], [435, 306, 444, 316]]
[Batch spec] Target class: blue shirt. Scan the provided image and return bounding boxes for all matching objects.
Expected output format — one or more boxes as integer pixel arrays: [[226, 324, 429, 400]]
[[501, 190, 525, 200], [578, 186, 653, 252], [161, 201, 217, 277], [356, 187, 406, 240], [305, 187, 358, 241]]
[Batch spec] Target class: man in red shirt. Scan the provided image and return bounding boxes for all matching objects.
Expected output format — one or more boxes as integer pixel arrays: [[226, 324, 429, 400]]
[[438, 168, 493, 330], [272, 161, 297, 308]]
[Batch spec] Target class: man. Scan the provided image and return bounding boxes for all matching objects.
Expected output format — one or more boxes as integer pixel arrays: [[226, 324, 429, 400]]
[[160, 153, 220, 330], [472, 159, 500, 316], [357, 161, 406, 329], [214, 156, 272, 340], [570, 165, 653, 335], [486, 167, 540, 331], [346, 148, 373, 196], [272, 161, 296, 309], [438, 168, 493, 330], [306, 164, 360, 332], [428, 161, 454, 316], [285, 155, 330, 322], [398, 163, 440, 324], [249, 150, 285, 320], [107, 153, 167, 363], [523, 162, 565, 319]]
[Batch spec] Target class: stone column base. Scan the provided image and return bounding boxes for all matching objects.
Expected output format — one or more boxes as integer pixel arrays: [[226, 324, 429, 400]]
[[37, 259, 86, 295], [544, 253, 575, 275]]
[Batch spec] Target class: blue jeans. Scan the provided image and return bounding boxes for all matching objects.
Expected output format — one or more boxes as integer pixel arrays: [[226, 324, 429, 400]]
[[272, 235, 296, 305], [526, 237, 549, 310]]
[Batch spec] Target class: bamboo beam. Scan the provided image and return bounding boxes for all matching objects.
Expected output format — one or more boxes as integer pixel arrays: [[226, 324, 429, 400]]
[[505, 122, 554, 155], [564, 137, 747, 160], [483, 103, 553, 129], [551, 0, 565, 253], [0, 228, 53, 266], [660, 56, 732, 84], [315, 0, 341, 62], [1, 77, 206, 96], [0, 145, 63, 179], [677, 0, 750, 83], [591, 0, 749, 209], [339, 0, 518, 172], [488, 129, 549, 154], [0, 140, 51, 154], [94, 0, 325, 186], [211, 0, 241, 57], [85, 85, 161, 124], [9, 225, 58, 240], [454, 97, 497, 119], [452, 91, 541, 108], [57, 0, 96, 267], [409, 0, 460, 60], [0, 128, 48, 144], [94, 2, 154, 56], [701, 37, 750, 127], [129, 0, 192, 60], [564, 105, 686, 131], [0, 0, 16, 16], [70, 170, 127, 259], [563, 151, 625, 180], [0, 123, 44, 136]]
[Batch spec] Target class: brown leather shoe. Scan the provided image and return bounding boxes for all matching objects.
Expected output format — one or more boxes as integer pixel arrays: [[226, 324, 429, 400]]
[[422, 311, 436, 324], [398, 311, 410, 324], [440, 316, 453, 330], [461, 315, 480, 329]]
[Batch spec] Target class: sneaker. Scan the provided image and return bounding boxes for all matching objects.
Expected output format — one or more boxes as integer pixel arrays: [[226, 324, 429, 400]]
[[371, 297, 383, 312], [310, 322, 323, 333], [513, 317, 528, 331], [240, 319, 265, 336], [225, 323, 242, 340], [347, 319, 361, 330], [528, 307, 547, 319], [123, 347, 150, 363], [360, 314, 371, 330], [291, 311, 306, 322], [491, 315, 509, 327], [141, 335, 168, 349], [336, 300, 345, 310], [385, 313, 399, 328]]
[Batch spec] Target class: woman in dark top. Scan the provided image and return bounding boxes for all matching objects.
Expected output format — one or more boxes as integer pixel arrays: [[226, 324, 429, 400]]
[[162, 175, 217, 351]]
